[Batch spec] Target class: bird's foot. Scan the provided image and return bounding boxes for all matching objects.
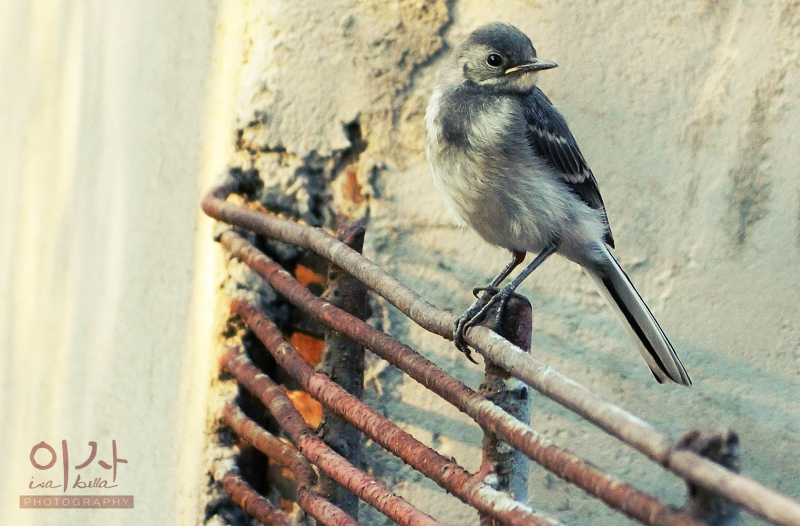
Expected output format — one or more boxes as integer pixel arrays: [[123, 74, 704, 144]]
[[454, 286, 515, 361]]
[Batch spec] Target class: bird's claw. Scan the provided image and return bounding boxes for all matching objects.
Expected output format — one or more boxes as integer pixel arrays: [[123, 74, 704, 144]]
[[454, 286, 514, 361], [472, 285, 499, 299], [453, 315, 479, 363]]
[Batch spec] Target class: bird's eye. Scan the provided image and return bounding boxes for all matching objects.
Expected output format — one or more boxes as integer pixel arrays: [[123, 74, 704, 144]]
[[486, 53, 504, 67]]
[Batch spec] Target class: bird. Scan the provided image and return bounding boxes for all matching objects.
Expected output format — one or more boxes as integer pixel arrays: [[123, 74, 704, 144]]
[[425, 22, 691, 385]]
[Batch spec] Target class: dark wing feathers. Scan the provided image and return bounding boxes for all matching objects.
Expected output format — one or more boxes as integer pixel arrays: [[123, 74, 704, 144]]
[[523, 87, 615, 247]]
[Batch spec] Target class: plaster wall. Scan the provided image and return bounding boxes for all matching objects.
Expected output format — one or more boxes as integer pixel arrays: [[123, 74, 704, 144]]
[[1, 0, 798, 524]]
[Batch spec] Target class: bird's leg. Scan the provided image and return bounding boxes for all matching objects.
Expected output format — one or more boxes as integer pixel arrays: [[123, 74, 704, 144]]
[[490, 250, 527, 288], [497, 242, 558, 300], [454, 247, 559, 358], [454, 251, 526, 360], [465, 244, 557, 350], [469, 250, 527, 300]]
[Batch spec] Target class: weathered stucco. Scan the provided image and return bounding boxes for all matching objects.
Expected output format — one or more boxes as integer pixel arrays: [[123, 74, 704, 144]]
[[2, 0, 799, 524]]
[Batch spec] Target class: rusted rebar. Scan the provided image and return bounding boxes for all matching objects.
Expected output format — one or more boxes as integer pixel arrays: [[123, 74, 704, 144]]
[[218, 472, 294, 526], [202, 179, 800, 526], [221, 229, 704, 526], [228, 308, 564, 526], [223, 403, 362, 526], [316, 220, 369, 520], [221, 344, 446, 526], [478, 295, 533, 526], [678, 429, 741, 526]]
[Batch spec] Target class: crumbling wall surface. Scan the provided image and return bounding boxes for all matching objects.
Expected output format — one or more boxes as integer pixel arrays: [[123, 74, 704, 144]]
[[374, 2, 800, 524], [3, 0, 800, 524], [230, 1, 800, 524]]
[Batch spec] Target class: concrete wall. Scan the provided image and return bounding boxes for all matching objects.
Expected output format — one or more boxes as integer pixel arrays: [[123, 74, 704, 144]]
[[2, 0, 799, 525]]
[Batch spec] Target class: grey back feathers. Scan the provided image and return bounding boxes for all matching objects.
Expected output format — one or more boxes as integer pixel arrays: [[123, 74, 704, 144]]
[[522, 89, 614, 247]]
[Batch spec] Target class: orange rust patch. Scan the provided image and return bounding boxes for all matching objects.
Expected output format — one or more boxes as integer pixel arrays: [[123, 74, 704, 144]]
[[288, 332, 325, 366], [342, 166, 365, 204], [285, 389, 323, 428], [294, 264, 325, 287]]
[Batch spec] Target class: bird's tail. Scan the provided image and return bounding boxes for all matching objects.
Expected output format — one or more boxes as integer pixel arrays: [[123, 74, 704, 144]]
[[584, 244, 691, 386]]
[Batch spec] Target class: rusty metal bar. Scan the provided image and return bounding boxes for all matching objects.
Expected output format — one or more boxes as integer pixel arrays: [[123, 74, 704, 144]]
[[478, 295, 534, 526], [316, 220, 369, 520], [678, 429, 741, 526], [223, 403, 362, 526], [227, 307, 564, 526], [221, 345, 444, 526], [221, 229, 704, 526], [223, 403, 317, 487], [202, 180, 800, 526], [218, 472, 295, 526], [298, 489, 362, 526]]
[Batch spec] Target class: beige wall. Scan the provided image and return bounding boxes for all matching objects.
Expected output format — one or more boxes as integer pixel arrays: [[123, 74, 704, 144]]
[[0, 0, 231, 524], [2, 0, 799, 525]]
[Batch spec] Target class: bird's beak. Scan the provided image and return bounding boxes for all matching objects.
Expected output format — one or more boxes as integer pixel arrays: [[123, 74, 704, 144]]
[[504, 58, 558, 75]]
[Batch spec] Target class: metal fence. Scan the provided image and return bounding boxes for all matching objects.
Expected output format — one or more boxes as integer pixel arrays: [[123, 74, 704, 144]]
[[202, 175, 800, 526]]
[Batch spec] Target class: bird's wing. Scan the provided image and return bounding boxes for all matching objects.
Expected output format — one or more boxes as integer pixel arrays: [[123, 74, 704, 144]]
[[522, 87, 614, 247]]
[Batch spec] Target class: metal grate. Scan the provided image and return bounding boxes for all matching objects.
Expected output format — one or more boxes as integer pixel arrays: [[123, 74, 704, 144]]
[[202, 176, 800, 526]]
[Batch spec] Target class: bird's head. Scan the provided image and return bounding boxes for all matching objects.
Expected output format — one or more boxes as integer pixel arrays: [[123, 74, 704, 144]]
[[450, 23, 557, 94]]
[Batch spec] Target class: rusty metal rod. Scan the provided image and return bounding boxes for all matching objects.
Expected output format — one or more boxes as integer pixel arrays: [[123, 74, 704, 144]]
[[317, 220, 369, 520], [221, 345, 447, 526], [478, 295, 534, 526], [223, 403, 362, 526], [218, 472, 294, 526], [225, 323, 563, 526], [223, 231, 703, 526], [298, 489, 363, 526], [223, 403, 317, 487], [202, 180, 800, 526]]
